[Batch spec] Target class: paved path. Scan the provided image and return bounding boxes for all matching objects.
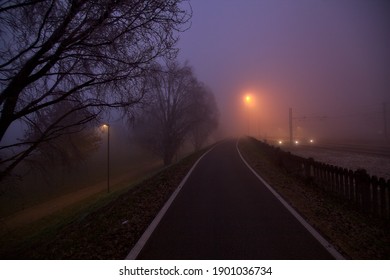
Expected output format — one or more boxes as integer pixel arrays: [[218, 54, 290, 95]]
[[136, 140, 336, 259]]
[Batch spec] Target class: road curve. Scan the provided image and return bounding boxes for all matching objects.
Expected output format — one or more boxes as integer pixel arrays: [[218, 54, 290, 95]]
[[136, 139, 336, 260]]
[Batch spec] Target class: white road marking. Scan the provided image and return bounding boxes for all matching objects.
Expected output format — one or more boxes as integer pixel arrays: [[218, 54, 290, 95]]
[[125, 145, 216, 260], [236, 138, 345, 260]]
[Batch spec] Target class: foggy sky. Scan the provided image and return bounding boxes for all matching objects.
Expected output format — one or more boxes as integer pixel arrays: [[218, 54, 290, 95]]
[[177, 0, 390, 140]]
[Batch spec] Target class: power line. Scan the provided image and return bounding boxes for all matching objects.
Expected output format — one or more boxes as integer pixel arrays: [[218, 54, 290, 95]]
[[288, 103, 388, 142]]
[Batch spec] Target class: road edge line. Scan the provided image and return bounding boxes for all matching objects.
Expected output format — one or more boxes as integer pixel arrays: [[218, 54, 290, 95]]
[[125, 145, 216, 260], [236, 138, 345, 260]]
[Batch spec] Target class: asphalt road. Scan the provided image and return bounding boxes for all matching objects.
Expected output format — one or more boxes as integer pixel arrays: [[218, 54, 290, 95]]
[[136, 139, 335, 260]]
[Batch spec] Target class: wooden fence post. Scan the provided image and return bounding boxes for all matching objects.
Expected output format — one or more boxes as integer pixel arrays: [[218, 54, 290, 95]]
[[337, 167, 344, 197], [305, 158, 314, 180], [334, 167, 341, 196], [386, 179, 390, 219], [355, 169, 371, 213], [378, 178, 389, 219], [387, 180, 390, 219], [341, 168, 349, 198], [371, 176, 379, 216], [348, 170, 355, 203], [330, 165, 336, 194], [317, 162, 323, 189], [325, 164, 331, 192]]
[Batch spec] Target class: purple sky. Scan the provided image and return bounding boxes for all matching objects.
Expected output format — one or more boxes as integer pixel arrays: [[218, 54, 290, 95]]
[[177, 0, 390, 139]]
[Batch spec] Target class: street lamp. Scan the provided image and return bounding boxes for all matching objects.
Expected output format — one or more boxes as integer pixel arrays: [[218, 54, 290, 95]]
[[243, 94, 253, 135], [102, 124, 110, 193]]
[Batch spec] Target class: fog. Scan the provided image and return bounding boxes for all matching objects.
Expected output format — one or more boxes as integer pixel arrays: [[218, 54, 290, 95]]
[[177, 0, 390, 142], [0, 117, 158, 216], [1, 0, 389, 220]]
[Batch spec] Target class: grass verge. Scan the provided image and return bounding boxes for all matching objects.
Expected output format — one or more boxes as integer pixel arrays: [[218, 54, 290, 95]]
[[238, 137, 390, 259], [0, 146, 211, 259]]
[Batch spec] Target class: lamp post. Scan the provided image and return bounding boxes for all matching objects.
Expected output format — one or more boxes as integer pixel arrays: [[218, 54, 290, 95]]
[[102, 124, 110, 193], [244, 94, 252, 135]]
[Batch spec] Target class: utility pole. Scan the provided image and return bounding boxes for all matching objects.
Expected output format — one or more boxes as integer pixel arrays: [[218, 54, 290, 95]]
[[107, 124, 110, 193], [384, 102, 388, 140], [289, 107, 293, 145], [102, 124, 110, 193], [288, 108, 326, 144]]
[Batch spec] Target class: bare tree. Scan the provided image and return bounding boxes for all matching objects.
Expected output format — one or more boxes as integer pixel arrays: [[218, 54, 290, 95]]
[[23, 100, 101, 170], [0, 0, 191, 180], [133, 61, 218, 165], [188, 83, 219, 151]]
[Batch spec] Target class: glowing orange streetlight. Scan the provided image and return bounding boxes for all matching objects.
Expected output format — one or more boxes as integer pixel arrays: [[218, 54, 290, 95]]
[[243, 94, 254, 135], [244, 94, 255, 107]]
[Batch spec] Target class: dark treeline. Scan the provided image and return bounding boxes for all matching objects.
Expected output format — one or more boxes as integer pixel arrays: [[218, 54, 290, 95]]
[[0, 1, 219, 186]]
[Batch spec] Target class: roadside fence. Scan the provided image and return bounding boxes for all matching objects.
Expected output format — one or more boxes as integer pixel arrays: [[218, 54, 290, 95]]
[[251, 138, 390, 220]]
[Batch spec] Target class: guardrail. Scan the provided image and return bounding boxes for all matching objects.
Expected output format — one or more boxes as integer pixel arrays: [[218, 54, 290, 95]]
[[251, 138, 390, 220]]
